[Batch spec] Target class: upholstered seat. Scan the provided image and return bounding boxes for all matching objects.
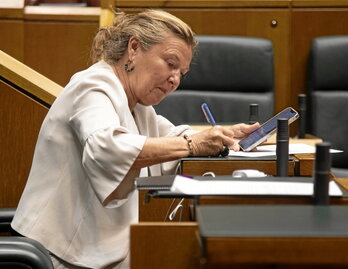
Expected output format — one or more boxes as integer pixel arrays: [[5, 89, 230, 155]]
[[154, 35, 275, 125], [307, 35, 348, 177]]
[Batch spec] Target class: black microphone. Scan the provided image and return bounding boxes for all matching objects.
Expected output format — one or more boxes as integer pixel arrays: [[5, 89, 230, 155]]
[[249, 104, 259, 124], [313, 142, 331, 205], [276, 118, 289, 177], [298, 94, 306, 138]]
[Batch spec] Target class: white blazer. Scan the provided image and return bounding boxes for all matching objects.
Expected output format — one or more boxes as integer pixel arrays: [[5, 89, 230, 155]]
[[12, 61, 192, 268]]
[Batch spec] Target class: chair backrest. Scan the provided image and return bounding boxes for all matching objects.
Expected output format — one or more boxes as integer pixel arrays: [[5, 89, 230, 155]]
[[307, 35, 348, 169], [154, 35, 274, 125], [0, 236, 54, 269]]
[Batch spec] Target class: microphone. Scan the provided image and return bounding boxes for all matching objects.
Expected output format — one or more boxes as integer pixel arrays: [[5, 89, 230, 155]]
[[313, 142, 331, 205], [298, 94, 306, 138], [249, 104, 259, 124], [276, 118, 289, 177]]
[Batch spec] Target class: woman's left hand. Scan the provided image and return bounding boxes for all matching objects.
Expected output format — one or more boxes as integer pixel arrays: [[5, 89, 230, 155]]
[[227, 122, 260, 148]]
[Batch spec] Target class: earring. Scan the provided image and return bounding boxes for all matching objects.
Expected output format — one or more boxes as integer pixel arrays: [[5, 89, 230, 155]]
[[124, 60, 135, 72]]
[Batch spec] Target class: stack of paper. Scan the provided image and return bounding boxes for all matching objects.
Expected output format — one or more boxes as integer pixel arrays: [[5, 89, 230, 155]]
[[170, 175, 343, 196], [229, 143, 343, 158]]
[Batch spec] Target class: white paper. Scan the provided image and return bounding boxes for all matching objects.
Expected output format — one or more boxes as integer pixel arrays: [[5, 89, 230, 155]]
[[170, 175, 343, 196], [229, 143, 343, 158]]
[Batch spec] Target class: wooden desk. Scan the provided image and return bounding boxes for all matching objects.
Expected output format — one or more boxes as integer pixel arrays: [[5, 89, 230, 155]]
[[197, 205, 348, 268], [180, 136, 322, 177], [131, 224, 348, 269], [202, 237, 348, 268], [180, 153, 316, 177], [180, 156, 297, 177], [139, 177, 348, 222], [139, 138, 324, 221], [132, 183, 348, 269], [130, 222, 200, 269]]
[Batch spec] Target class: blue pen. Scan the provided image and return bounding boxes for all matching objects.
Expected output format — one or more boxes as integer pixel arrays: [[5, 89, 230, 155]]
[[200, 103, 230, 157], [201, 103, 217, 125]]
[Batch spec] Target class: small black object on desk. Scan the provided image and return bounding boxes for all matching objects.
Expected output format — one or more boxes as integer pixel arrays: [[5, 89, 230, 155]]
[[276, 118, 289, 177], [313, 142, 331, 205]]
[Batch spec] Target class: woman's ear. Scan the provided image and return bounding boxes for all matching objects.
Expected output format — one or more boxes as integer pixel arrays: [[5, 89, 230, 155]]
[[128, 36, 140, 60]]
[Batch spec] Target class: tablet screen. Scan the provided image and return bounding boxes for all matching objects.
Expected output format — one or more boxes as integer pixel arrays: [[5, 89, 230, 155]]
[[239, 107, 298, 151]]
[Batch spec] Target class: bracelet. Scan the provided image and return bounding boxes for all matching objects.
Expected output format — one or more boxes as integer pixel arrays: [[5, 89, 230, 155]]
[[183, 134, 194, 156]]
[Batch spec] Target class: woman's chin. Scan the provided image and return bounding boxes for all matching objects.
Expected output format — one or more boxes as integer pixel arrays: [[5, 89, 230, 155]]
[[139, 97, 164, 107]]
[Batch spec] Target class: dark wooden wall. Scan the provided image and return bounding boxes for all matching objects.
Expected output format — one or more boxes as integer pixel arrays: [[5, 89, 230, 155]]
[[0, 82, 48, 207], [0, 5, 99, 207], [0, 5, 100, 86]]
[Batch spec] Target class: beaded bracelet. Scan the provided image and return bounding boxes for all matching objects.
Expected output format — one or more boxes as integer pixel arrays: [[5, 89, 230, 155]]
[[183, 134, 193, 156]]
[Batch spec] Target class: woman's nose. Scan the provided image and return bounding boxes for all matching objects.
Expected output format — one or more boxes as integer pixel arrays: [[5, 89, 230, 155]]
[[168, 71, 181, 88]]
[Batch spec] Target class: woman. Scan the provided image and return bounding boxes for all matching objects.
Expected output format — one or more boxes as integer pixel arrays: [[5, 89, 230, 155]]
[[11, 9, 259, 269]]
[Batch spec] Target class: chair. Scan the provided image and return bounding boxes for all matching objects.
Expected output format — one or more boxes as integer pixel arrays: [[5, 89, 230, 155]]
[[0, 208, 53, 268], [307, 35, 348, 177], [0, 208, 16, 234], [154, 35, 275, 125], [0, 236, 54, 269]]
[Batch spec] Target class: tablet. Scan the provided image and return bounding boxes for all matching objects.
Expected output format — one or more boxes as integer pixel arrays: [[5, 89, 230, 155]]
[[239, 107, 299, 152]]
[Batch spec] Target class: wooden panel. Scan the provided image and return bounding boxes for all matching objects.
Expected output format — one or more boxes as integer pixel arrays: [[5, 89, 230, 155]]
[[0, 81, 48, 208], [115, 0, 290, 8], [118, 7, 291, 113], [100, 0, 114, 26], [101, 0, 114, 8], [138, 190, 193, 221], [23, 20, 99, 86], [0, 0, 24, 58], [205, 237, 348, 267], [130, 223, 200, 269], [0, 0, 24, 18], [0, 20, 24, 62], [24, 6, 100, 21], [290, 8, 348, 112], [130, 221, 348, 269], [23, 6, 100, 86], [292, 0, 348, 7], [181, 159, 296, 176], [293, 153, 315, 176], [0, 50, 62, 105]]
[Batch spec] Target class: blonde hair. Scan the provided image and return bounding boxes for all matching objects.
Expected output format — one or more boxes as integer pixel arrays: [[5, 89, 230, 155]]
[[91, 9, 197, 64]]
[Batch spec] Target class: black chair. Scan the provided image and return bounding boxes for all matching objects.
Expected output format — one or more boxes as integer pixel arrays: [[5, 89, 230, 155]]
[[307, 35, 348, 177], [0, 236, 54, 269], [154, 35, 275, 125], [0, 208, 16, 234], [0, 208, 53, 268]]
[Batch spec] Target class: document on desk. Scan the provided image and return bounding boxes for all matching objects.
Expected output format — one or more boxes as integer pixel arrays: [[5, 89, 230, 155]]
[[229, 143, 343, 157], [170, 175, 343, 196]]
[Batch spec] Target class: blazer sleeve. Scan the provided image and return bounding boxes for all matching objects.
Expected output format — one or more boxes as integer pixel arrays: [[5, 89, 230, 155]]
[[69, 80, 147, 207]]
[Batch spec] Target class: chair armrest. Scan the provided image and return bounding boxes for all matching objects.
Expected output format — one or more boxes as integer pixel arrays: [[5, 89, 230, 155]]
[[0, 236, 54, 269], [0, 208, 16, 233]]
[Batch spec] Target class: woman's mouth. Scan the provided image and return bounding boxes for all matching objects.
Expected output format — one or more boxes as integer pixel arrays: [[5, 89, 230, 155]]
[[158, 87, 167, 94]]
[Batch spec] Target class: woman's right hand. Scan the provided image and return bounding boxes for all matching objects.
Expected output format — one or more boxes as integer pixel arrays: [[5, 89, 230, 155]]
[[190, 125, 237, 156]]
